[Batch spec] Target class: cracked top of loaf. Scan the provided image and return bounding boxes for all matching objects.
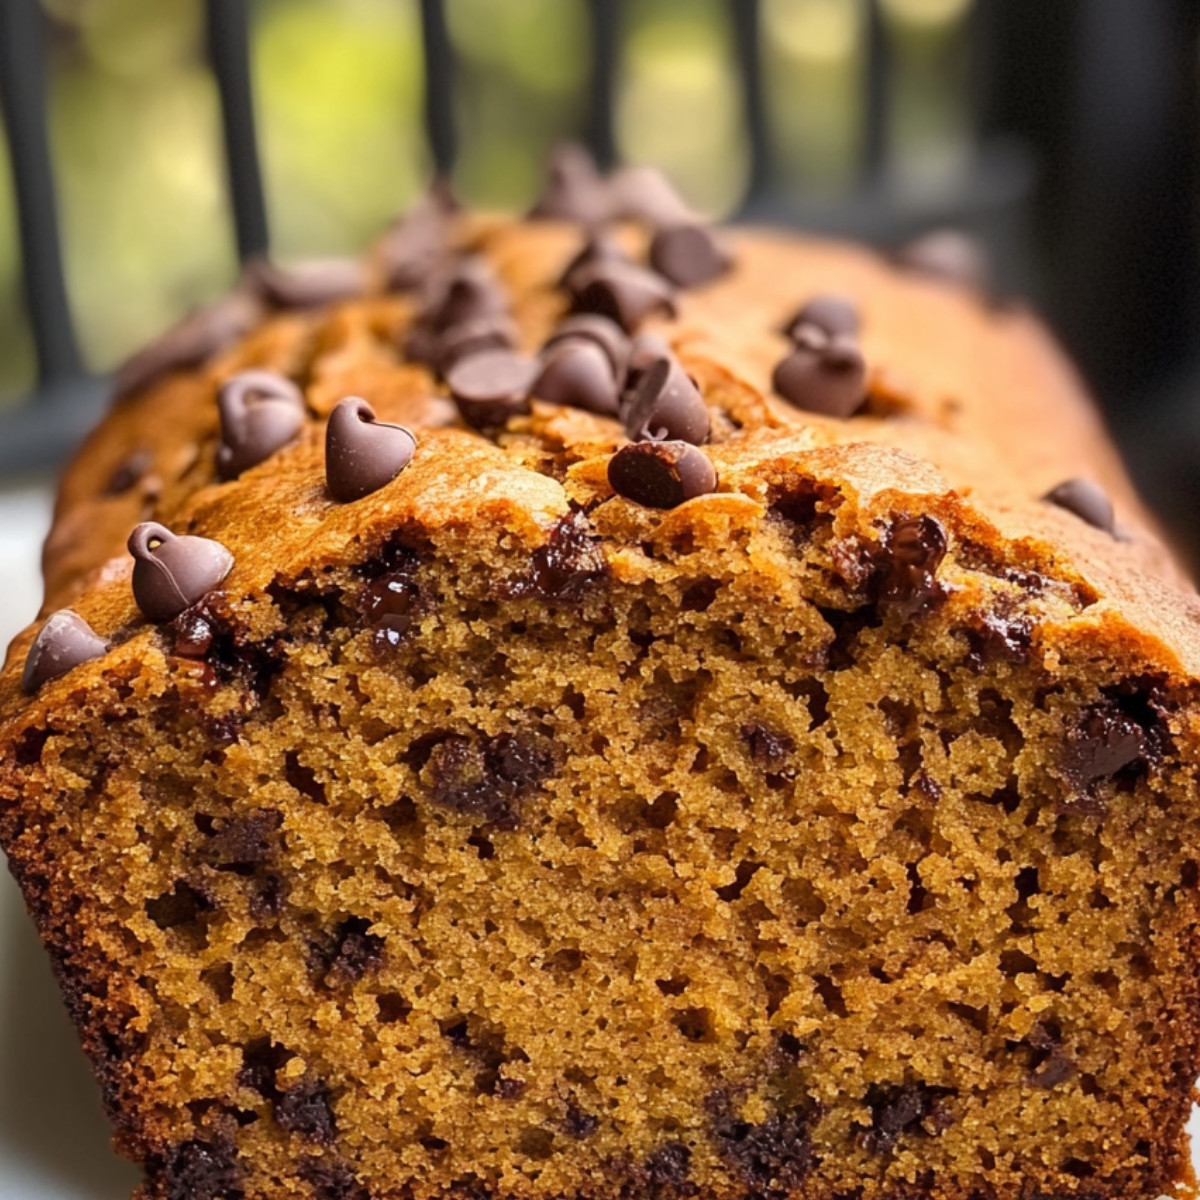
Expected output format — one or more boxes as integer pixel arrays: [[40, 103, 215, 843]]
[[2, 207, 1198, 718]]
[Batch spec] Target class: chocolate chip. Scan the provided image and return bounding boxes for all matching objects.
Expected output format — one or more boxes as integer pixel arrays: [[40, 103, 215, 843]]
[[707, 1092, 813, 1190], [568, 261, 677, 333], [380, 178, 457, 292], [608, 165, 693, 226], [311, 916, 385, 988], [406, 258, 510, 365], [643, 1142, 692, 1187], [360, 564, 425, 648], [862, 1083, 954, 1154], [784, 293, 860, 341], [533, 341, 620, 416], [563, 1101, 599, 1139], [158, 1137, 241, 1200], [648, 222, 732, 288], [113, 289, 263, 402], [608, 441, 716, 509], [895, 229, 989, 290], [104, 448, 153, 496], [558, 230, 630, 291], [505, 510, 608, 600], [876, 515, 948, 609], [741, 722, 796, 768], [128, 522, 235, 624], [205, 810, 283, 869], [325, 397, 416, 503], [1042, 478, 1115, 534], [434, 313, 519, 377], [300, 1158, 367, 1200], [1060, 702, 1148, 792], [543, 313, 629, 376], [239, 1038, 293, 1100], [527, 143, 609, 224], [243, 255, 368, 309], [216, 369, 305, 480], [274, 1078, 336, 1144], [772, 331, 866, 417], [21, 610, 108, 694], [624, 332, 673, 394], [172, 609, 215, 659], [446, 349, 538, 429], [622, 355, 709, 444]]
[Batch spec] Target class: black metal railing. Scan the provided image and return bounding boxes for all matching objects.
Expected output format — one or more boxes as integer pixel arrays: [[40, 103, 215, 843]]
[[0, 0, 1197, 485]]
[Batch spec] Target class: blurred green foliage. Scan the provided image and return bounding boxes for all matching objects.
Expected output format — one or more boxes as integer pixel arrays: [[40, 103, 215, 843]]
[[0, 0, 970, 404]]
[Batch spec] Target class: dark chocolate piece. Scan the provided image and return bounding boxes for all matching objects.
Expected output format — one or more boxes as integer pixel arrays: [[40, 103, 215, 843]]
[[543, 313, 629, 377], [568, 261, 677, 333], [128, 523, 235, 624], [1060, 702, 1148, 790], [113, 289, 263, 403], [608, 165, 693, 226], [895, 229, 989, 290], [216, 369, 306, 480], [648, 222, 732, 289], [624, 332, 673, 394], [434, 313, 519, 377], [527, 143, 609, 224], [532, 341, 620, 417], [274, 1077, 336, 1143], [504, 510, 608, 600], [158, 1137, 241, 1200], [622, 354, 709, 444], [379, 178, 457, 292], [784, 293, 861, 341], [21, 610, 108, 694], [608, 441, 716, 509], [325, 397, 417, 503], [557, 230, 630, 291], [447, 350, 538, 430], [242, 255, 368, 309], [876, 515, 948, 609], [772, 331, 866, 417], [1043, 478, 1115, 534], [430, 257, 509, 331]]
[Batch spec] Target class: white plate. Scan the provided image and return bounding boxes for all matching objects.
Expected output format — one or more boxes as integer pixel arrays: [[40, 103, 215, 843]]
[[0, 480, 1194, 1199]]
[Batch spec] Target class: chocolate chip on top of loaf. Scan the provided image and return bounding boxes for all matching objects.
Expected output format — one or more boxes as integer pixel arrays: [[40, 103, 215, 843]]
[[3, 149, 1200, 1200]]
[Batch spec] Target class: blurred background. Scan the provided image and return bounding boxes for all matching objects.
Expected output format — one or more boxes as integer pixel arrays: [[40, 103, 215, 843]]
[[0, 4, 1199, 1197]]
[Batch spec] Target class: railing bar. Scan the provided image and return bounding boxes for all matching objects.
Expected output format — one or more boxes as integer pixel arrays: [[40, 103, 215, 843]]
[[585, 0, 620, 171], [861, 0, 889, 183], [207, 0, 270, 262], [0, 0, 82, 387], [730, 0, 773, 206], [419, 0, 456, 176]]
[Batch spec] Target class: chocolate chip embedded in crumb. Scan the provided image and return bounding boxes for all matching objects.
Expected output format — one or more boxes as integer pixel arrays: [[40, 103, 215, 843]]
[[325, 397, 417, 503], [158, 1137, 242, 1200], [622, 354, 710, 444], [447, 349, 538, 430], [172, 609, 215, 659], [128, 523, 235, 624], [608, 441, 716, 510], [216, 369, 305, 480], [274, 1077, 337, 1144], [242, 255, 368, 310], [543, 313, 629, 377], [21, 610, 108, 694], [876, 515, 948, 609], [895, 229, 989, 290], [527, 142, 609, 224], [533, 341, 620, 417], [784, 293, 861, 341], [1060, 702, 1148, 792], [772, 332, 867, 417], [648, 223, 732, 288], [507, 510, 608, 600], [1042, 478, 1115, 534], [568, 261, 677, 333]]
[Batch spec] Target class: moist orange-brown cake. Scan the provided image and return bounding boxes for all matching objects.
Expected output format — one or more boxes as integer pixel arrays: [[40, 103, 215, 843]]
[[3, 159, 1200, 1200]]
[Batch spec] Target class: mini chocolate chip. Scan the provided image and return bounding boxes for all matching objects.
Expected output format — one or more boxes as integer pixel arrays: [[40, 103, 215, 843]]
[[528, 143, 609, 224], [113, 289, 263, 402], [128, 523, 235, 624], [447, 350, 538, 429], [569, 261, 677, 333], [543, 313, 629, 376], [325, 397, 417, 503], [608, 441, 716, 509], [533, 341, 620, 417], [243, 255, 368, 309], [877, 515, 948, 608], [172, 609, 215, 659], [558, 230, 630, 291], [648, 222, 732, 288], [772, 332, 866, 417], [435, 313, 519, 377], [608, 164, 693, 225], [622, 355, 709, 444], [104, 448, 153, 496], [895, 229, 989, 290], [216, 369, 305, 479], [21, 610, 108, 693], [1042, 478, 1115, 534], [784, 293, 860, 341]]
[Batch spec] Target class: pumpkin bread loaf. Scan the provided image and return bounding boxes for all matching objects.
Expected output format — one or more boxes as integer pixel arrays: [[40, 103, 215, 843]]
[[3, 160, 1200, 1200]]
